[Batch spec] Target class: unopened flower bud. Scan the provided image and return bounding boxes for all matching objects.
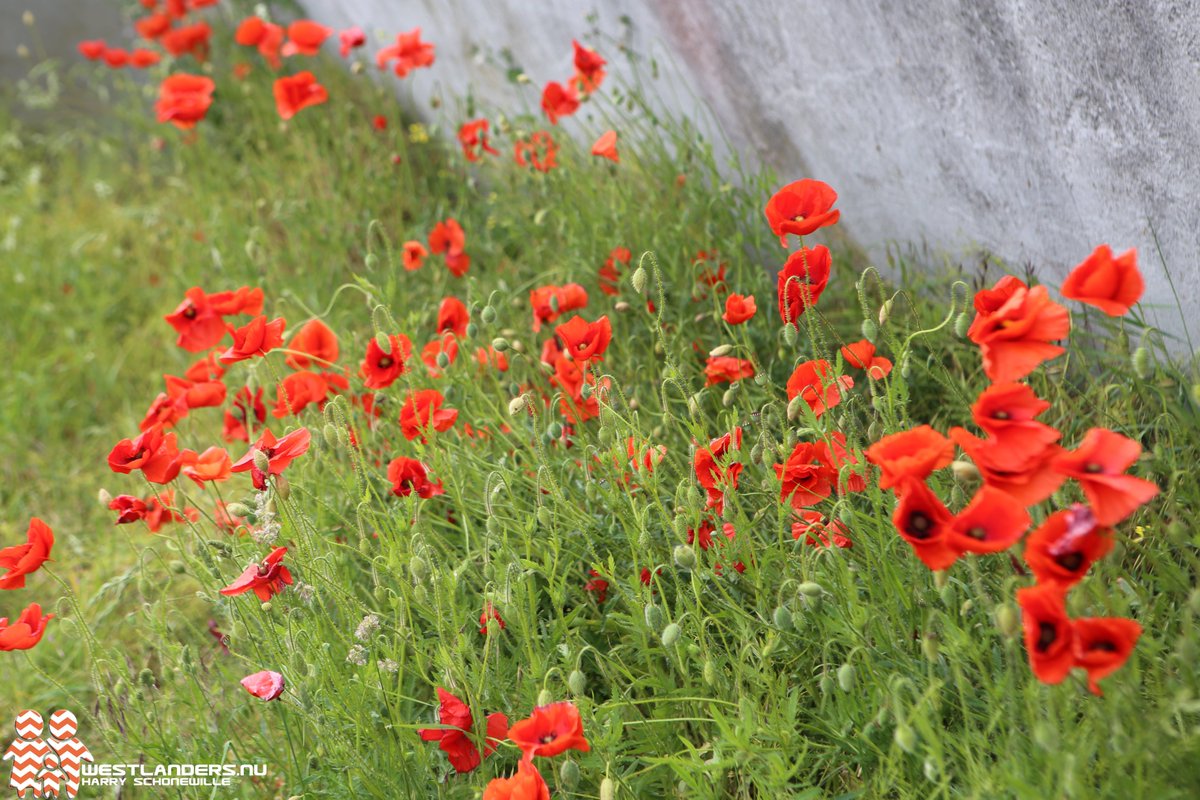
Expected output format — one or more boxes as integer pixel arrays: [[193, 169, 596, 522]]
[[837, 662, 856, 691], [921, 632, 940, 662], [787, 394, 807, 421], [1133, 346, 1151, 378], [861, 319, 878, 341], [709, 344, 734, 358], [673, 544, 697, 570], [950, 460, 980, 484], [615, 301, 632, 313], [798, 581, 823, 597], [481, 305, 497, 323], [995, 603, 1020, 638], [537, 688, 554, 706], [631, 266, 647, 294], [567, 669, 587, 695], [559, 760, 581, 790], [436, 352, 450, 369], [98, 488, 113, 505], [954, 311, 971, 338], [703, 659, 717, 686], [644, 603, 665, 631], [782, 324, 797, 346], [894, 723, 918, 754], [491, 337, 510, 351], [274, 473, 290, 500], [409, 556, 429, 582], [878, 299, 893, 326], [600, 777, 615, 800], [661, 622, 682, 647], [722, 387, 737, 407], [253, 450, 271, 474], [364, 253, 379, 270], [772, 606, 794, 631], [508, 394, 529, 416]]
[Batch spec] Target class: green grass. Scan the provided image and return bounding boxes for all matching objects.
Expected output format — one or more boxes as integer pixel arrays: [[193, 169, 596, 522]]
[[3, 12, 1200, 799]]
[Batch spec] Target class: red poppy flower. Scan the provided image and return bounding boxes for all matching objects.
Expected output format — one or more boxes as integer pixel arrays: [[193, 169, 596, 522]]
[[591, 130, 619, 162], [271, 371, 328, 417], [483, 758, 550, 800], [480, 602, 505, 635], [1072, 617, 1142, 695], [692, 249, 727, 293], [541, 81, 580, 124], [1062, 245, 1143, 316], [1024, 505, 1112, 588], [694, 429, 743, 507], [970, 382, 1060, 454], [572, 40, 607, 93], [475, 346, 509, 373], [786, 359, 853, 418], [235, 16, 283, 68], [399, 390, 458, 441], [599, 247, 631, 295], [555, 315, 613, 363], [840, 339, 892, 379], [864, 426, 955, 491], [429, 219, 470, 277], [130, 48, 162, 68], [161, 22, 211, 60], [223, 386, 267, 443], [946, 485, 1030, 554], [376, 28, 435, 77], [968, 276, 1071, 382], [140, 390, 189, 431], [402, 240, 428, 271], [722, 294, 757, 325], [338, 27, 365, 58], [891, 478, 959, 570], [235, 16, 268, 46], [458, 119, 500, 162], [78, 40, 107, 60], [437, 297, 470, 338], [164, 286, 262, 351], [108, 427, 185, 484], [0, 518, 54, 591], [285, 319, 339, 369], [220, 316, 286, 364], [764, 179, 840, 246], [361, 333, 413, 389], [0, 603, 52, 651], [240, 670, 285, 701], [421, 334, 459, 377], [1016, 583, 1075, 684], [418, 688, 508, 773], [514, 131, 558, 172], [508, 701, 590, 758], [143, 489, 197, 533], [791, 510, 852, 548], [281, 20, 332, 57], [704, 356, 755, 386], [181, 446, 232, 487], [109, 495, 150, 525], [103, 48, 129, 68], [220, 546, 293, 602], [774, 441, 838, 508], [274, 72, 328, 120], [231, 427, 311, 490], [949, 426, 1065, 505], [387, 457, 445, 499], [777, 245, 832, 326], [155, 74, 215, 130], [531, 283, 588, 331], [1052, 428, 1158, 525]]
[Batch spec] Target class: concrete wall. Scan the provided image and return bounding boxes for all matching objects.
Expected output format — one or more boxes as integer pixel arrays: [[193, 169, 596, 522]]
[[308, 0, 1199, 349]]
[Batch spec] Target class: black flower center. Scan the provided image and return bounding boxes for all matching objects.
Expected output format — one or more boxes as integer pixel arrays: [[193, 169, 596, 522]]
[[378, 356, 393, 368], [1036, 622, 1058, 652], [1054, 552, 1084, 572], [966, 526, 987, 540], [906, 511, 933, 540], [1084, 462, 1104, 474]]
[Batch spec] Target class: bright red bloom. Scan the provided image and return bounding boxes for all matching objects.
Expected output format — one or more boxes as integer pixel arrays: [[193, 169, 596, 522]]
[[285, 318, 339, 370], [109, 495, 150, 525], [387, 457, 445, 499], [971, 382, 1060, 454], [585, 569, 609, 603], [361, 334, 413, 389], [723, 294, 757, 325], [599, 247, 631, 296], [376, 28, 435, 77], [240, 670, 285, 701], [223, 386, 267, 443], [181, 446, 233, 487], [402, 240, 428, 271], [281, 20, 332, 57], [949, 426, 1065, 505], [531, 283, 588, 331], [479, 602, 505, 635], [103, 48, 129, 68], [437, 297, 470, 338], [555, 315, 612, 363], [1052, 428, 1158, 525], [946, 485, 1030, 554], [483, 758, 550, 800], [507, 701, 590, 758], [0, 603, 52, 652], [591, 130, 619, 162], [458, 119, 500, 162], [0, 518, 54, 591], [108, 427, 184, 484], [786, 359, 853, 418], [429, 219, 469, 277], [78, 40, 107, 60], [764, 179, 840, 246], [514, 131, 558, 172], [704, 356, 755, 386], [274, 72, 328, 120], [694, 429, 743, 508], [891, 478, 959, 570], [541, 81, 579, 124], [864, 426, 955, 491], [235, 17, 283, 68], [272, 371, 329, 417], [399, 390, 458, 441], [231, 427, 311, 490], [421, 333, 460, 376], [165, 287, 227, 351], [338, 27, 365, 58], [161, 22, 211, 60], [968, 276, 1071, 382], [220, 316, 286, 364], [777, 245, 831, 326], [791, 510, 852, 548], [1024, 505, 1113, 588], [140, 391, 189, 431], [1062, 244, 1143, 316], [418, 688, 508, 774], [1072, 617, 1142, 695], [1016, 583, 1075, 684], [840, 339, 892, 379], [220, 546, 293, 602], [155, 74, 215, 130], [142, 489, 197, 533], [572, 40, 606, 92], [130, 48, 162, 68], [774, 441, 837, 508]]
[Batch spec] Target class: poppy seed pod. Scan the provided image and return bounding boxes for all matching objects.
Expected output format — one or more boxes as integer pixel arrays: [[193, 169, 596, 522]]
[[568, 669, 587, 695], [773, 606, 794, 631], [661, 622, 682, 647], [837, 663, 856, 691], [673, 544, 697, 570], [644, 603, 665, 631], [560, 760, 581, 789], [600, 777, 615, 800], [537, 688, 554, 706]]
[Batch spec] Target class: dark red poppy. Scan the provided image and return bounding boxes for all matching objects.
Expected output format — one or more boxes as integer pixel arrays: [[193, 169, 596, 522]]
[[1016, 583, 1074, 684], [541, 81, 579, 124], [418, 688, 508, 774], [399, 390, 458, 441], [108, 427, 185, 484], [1024, 505, 1112, 588], [109, 495, 150, 525], [0, 518, 54, 591], [891, 478, 958, 570], [479, 602, 505, 635], [387, 457, 445, 499], [777, 245, 831, 326], [223, 386, 267, 443], [585, 569, 610, 603], [360, 333, 413, 389], [376, 28, 435, 76], [274, 72, 328, 120], [694, 429, 743, 508], [220, 316, 286, 364], [1052, 428, 1158, 525], [507, 701, 590, 758], [220, 546, 293, 602], [764, 179, 840, 246]]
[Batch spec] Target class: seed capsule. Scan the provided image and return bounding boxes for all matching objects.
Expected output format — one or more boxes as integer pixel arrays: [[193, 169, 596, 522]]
[[568, 669, 587, 696], [631, 266, 647, 294], [560, 760, 581, 790], [661, 622, 682, 647]]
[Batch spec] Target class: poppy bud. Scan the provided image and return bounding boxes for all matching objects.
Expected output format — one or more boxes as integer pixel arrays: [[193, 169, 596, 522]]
[[253, 450, 271, 474], [508, 394, 529, 416], [260, 601, 272, 612], [674, 544, 697, 570], [548, 421, 563, 439], [921, 632, 940, 662], [950, 460, 980, 484], [879, 299, 893, 326], [1133, 346, 1151, 378], [661, 622, 682, 647], [819, 673, 834, 695], [750, 442, 763, 465], [837, 663, 856, 691], [773, 606, 794, 631], [537, 507, 552, 527], [465, 323, 478, 338], [786, 394, 806, 421], [861, 319, 878, 341], [492, 337, 510, 351], [688, 394, 701, 416], [481, 305, 497, 323], [560, 760, 581, 790], [364, 253, 379, 270], [995, 602, 1020, 638], [225, 502, 253, 519], [867, 420, 881, 440], [709, 344, 734, 357], [901, 356, 913, 379], [600, 777, 615, 800], [953, 311, 971, 338], [138, 668, 156, 688], [568, 669, 587, 695], [615, 301, 632, 313], [409, 556, 429, 582], [581, 382, 594, 399], [275, 473, 290, 501], [798, 581, 823, 597], [537, 688, 554, 706], [98, 487, 113, 505], [631, 266, 647, 294], [948, 484, 964, 508], [722, 387, 737, 407], [436, 352, 450, 369], [510, 339, 525, 354], [783, 324, 797, 346], [894, 723, 918, 754], [170, 560, 186, 574], [644, 604, 665, 631]]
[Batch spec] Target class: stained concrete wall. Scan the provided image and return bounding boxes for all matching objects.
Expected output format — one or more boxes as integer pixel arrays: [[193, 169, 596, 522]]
[[307, 0, 1200, 349]]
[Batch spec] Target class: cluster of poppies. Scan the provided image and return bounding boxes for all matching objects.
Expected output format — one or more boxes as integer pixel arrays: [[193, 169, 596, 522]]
[[865, 245, 1155, 692]]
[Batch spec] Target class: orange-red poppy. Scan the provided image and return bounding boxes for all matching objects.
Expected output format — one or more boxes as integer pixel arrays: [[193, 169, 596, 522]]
[[273, 71, 328, 120], [285, 319, 339, 369], [361, 334, 413, 389], [155, 74, 215, 130], [219, 546, 293, 602], [399, 389, 458, 441], [417, 688, 507, 773], [774, 441, 837, 508], [530, 283, 588, 331], [777, 245, 831, 327], [864, 426, 954, 491], [591, 130, 619, 162], [840, 339, 892, 379], [220, 316, 286, 364], [704, 356, 755, 386], [949, 426, 1065, 506], [78, 40, 107, 60], [161, 22, 210, 60], [387, 457, 445, 499], [967, 276, 1070, 382], [507, 701, 590, 758], [572, 40, 606, 93], [1061, 244, 1143, 316], [181, 446, 233, 486], [281, 20, 332, 57], [555, 315, 612, 363], [483, 758, 550, 800], [437, 297, 470, 338], [458, 119, 499, 162], [514, 131, 558, 172], [402, 240, 428, 271], [1052, 428, 1159, 525], [1024, 505, 1112, 588], [764, 179, 840, 246], [231, 427, 311, 489], [1016, 583, 1075, 684], [946, 485, 1030, 554], [541, 81, 579, 124], [272, 371, 329, 418], [429, 219, 469, 277], [786, 359, 853, 418], [723, 294, 757, 325], [970, 382, 1060, 454], [339, 27, 365, 58], [0, 603, 52, 652], [0, 518, 54, 591], [376, 28, 435, 77]]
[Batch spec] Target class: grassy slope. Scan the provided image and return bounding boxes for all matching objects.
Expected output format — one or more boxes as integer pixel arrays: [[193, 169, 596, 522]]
[[2, 28, 1200, 800]]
